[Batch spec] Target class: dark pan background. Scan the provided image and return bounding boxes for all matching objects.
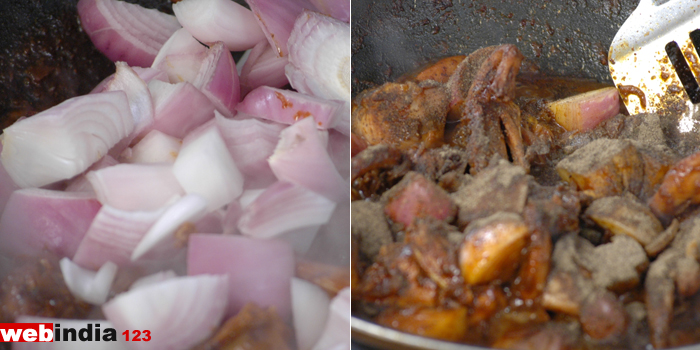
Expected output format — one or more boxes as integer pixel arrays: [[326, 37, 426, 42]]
[[351, 0, 640, 98]]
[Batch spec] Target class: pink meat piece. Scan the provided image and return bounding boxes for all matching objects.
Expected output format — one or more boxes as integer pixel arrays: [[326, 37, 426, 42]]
[[384, 172, 457, 227]]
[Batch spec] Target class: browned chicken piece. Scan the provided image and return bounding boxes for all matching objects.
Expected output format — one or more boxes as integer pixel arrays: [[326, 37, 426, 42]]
[[511, 226, 551, 301], [446, 46, 498, 107], [192, 303, 292, 350], [523, 181, 581, 240], [351, 80, 450, 151], [383, 172, 457, 229], [452, 159, 530, 228], [351, 133, 368, 157], [351, 144, 410, 200], [404, 218, 461, 290], [556, 138, 644, 200], [648, 149, 700, 224], [355, 243, 439, 309], [645, 219, 680, 257], [633, 141, 677, 201], [459, 212, 530, 285], [0, 255, 93, 322], [542, 234, 647, 317], [449, 45, 527, 173], [351, 200, 393, 261], [375, 306, 469, 342], [584, 195, 664, 247], [296, 258, 351, 297], [404, 55, 466, 85], [410, 144, 469, 183]]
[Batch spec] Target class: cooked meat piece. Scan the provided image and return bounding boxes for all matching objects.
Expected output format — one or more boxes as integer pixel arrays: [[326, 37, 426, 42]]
[[351, 200, 392, 260], [351, 144, 410, 200], [192, 303, 292, 350], [351, 133, 368, 157], [375, 306, 469, 341], [452, 159, 530, 228], [523, 181, 581, 240], [383, 172, 457, 228], [449, 45, 527, 173], [0, 255, 93, 322], [556, 138, 644, 200], [649, 149, 700, 224], [575, 235, 649, 293], [512, 225, 551, 301], [542, 269, 588, 316], [410, 145, 469, 182], [633, 141, 677, 201], [584, 195, 663, 247], [404, 218, 461, 289], [491, 322, 580, 350], [295, 258, 350, 297], [645, 219, 679, 257], [446, 47, 499, 106], [407, 55, 466, 85], [645, 249, 679, 350], [579, 290, 627, 341], [459, 212, 530, 285], [351, 80, 449, 151], [356, 243, 439, 308]]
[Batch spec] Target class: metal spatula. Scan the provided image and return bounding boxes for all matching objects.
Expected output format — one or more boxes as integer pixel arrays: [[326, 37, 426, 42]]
[[609, 0, 700, 120]]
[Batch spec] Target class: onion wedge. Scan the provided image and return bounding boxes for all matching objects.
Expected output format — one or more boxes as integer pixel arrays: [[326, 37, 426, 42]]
[[60, 258, 118, 305], [239, 41, 289, 96], [238, 181, 336, 239], [124, 130, 182, 164], [106, 62, 154, 135], [193, 42, 241, 118], [102, 274, 228, 350], [187, 234, 295, 320], [77, 0, 181, 67], [292, 278, 330, 350], [285, 11, 350, 103], [237, 86, 343, 129], [172, 0, 265, 51], [1, 91, 134, 188], [173, 125, 244, 211], [311, 287, 350, 350], [146, 79, 216, 139], [269, 117, 347, 202], [548, 86, 620, 132], [247, 0, 315, 57]]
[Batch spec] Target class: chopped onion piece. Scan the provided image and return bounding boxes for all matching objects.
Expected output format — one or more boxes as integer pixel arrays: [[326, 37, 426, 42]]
[[309, 0, 349, 22], [146, 80, 216, 139], [548, 87, 620, 132], [1, 91, 134, 188], [77, 0, 181, 67], [286, 11, 350, 102], [172, 0, 265, 51], [66, 155, 120, 193], [60, 258, 118, 305], [237, 86, 343, 129], [87, 163, 184, 211], [124, 130, 181, 164], [239, 189, 265, 208], [15, 316, 127, 350], [152, 28, 207, 74], [328, 130, 350, 181], [0, 189, 101, 259], [239, 41, 289, 96], [173, 125, 244, 211], [106, 62, 154, 135], [292, 278, 330, 350], [130, 270, 177, 290], [269, 117, 347, 202], [238, 181, 335, 239], [247, 0, 315, 57], [193, 209, 225, 234], [280, 225, 321, 254], [91, 66, 168, 94], [311, 287, 350, 350], [103, 274, 228, 350], [73, 205, 164, 270], [221, 200, 242, 235], [193, 42, 240, 118], [187, 234, 294, 319], [131, 194, 208, 261], [215, 112, 283, 189]]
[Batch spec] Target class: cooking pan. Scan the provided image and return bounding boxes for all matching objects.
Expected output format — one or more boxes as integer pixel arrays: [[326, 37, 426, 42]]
[[350, 0, 700, 349]]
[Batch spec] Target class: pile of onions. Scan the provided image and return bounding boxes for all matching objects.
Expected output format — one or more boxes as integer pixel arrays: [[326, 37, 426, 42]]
[[0, 0, 350, 349]]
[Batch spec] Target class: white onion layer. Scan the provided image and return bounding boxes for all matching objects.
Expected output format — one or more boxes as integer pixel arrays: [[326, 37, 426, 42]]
[[60, 258, 118, 305], [1, 91, 134, 188], [292, 277, 330, 350]]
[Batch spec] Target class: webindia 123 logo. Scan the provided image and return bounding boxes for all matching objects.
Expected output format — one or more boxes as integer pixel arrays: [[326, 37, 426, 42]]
[[0, 323, 150, 343]]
